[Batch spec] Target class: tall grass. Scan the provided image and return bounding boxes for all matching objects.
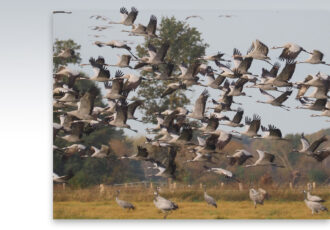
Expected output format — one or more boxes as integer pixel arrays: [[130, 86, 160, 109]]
[[53, 184, 330, 203], [53, 200, 330, 219]]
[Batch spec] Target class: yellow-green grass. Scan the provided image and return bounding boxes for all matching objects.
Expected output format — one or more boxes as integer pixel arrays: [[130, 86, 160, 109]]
[[53, 200, 330, 219], [53, 185, 330, 219], [53, 185, 330, 202]]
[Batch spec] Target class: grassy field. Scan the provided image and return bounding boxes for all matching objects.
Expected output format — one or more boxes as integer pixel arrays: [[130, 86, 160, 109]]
[[53, 201, 330, 219], [53, 185, 330, 219]]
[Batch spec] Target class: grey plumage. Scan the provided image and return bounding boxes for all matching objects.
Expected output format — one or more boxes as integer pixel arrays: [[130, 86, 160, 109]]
[[115, 190, 135, 210], [203, 186, 217, 208], [153, 187, 178, 219], [304, 191, 328, 215], [249, 188, 267, 208]]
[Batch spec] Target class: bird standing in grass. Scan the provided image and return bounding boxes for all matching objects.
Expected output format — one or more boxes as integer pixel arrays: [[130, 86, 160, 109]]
[[249, 188, 268, 208], [153, 187, 178, 219], [203, 185, 217, 208], [115, 190, 135, 211], [303, 191, 328, 215]]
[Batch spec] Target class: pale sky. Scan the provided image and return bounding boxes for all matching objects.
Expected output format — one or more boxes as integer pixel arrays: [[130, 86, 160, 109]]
[[53, 9, 330, 137]]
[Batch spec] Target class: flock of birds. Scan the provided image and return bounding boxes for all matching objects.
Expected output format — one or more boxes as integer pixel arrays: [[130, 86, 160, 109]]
[[53, 7, 329, 218]]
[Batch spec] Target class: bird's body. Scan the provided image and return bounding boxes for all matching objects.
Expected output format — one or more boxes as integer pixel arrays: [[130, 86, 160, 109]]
[[221, 107, 244, 127], [87, 57, 111, 82], [108, 54, 132, 68], [304, 72, 329, 87], [109, 7, 139, 26], [121, 146, 149, 161], [62, 144, 86, 159], [304, 199, 328, 215], [303, 190, 328, 215], [108, 100, 137, 133], [161, 82, 187, 98], [188, 89, 209, 120], [294, 133, 327, 156], [94, 40, 136, 57], [204, 166, 239, 182], [54, 48, 75, 58], [153, 188, 178, 219], [135, 42, 170, 66], [245, 150, 283, 168], [88, 145, 110, 158], [257, 88, 292, 111], [148, 147, 177, 178], [104, 70, 126, 100], [297, 98, 327, 111], [53, 170, 74, 183], [304, 190, 325, 202], [203, 186, 217, 208], [227, 149, 253, 166], [245, 40, 272, 65], [60, 121, 84, 142], [298, 50, 330, 65], [67, 87, 98, 120], [305, 85, 329, 100], [260, 124, 286, 140], [116, 190, 135, 211], [264, 61, 296, 87], [233, 114, 261, 138], [249, 188, 267, 208], [123, 15, 157, 37], [272, 43, 310, 61]]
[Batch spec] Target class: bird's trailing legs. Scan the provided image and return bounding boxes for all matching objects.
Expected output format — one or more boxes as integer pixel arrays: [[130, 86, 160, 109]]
[[127, 50, 139, 59], [280, 105, 290, 111], [264, 60, 273, 66]]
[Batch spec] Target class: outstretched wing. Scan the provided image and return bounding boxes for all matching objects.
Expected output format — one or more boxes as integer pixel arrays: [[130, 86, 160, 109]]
[[274, 89, 292, 104], [232, 107, 244, 124], [78, 89, 97, 115], [309, 135, 327, 152], [146, 15, 157, 35], [193, 89, 209, 117], [268, 125, 282, 138], [300, 133, 310, 150], [312, 147, 330, 162], [217, 131, 232, 150], [259, 89, 275, 100], [255, 40, 269, 56], [71, 121, 84, 137], [247, 114, 261, 134], [124, 7, 138, 25], [276, 61, 296, 82], [127, 100, 143, 119], [155, 42, 170, 62], [237, 57, 253, 74]]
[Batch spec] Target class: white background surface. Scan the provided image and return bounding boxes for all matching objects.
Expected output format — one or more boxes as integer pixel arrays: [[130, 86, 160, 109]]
[[0, 0, 329, 229]]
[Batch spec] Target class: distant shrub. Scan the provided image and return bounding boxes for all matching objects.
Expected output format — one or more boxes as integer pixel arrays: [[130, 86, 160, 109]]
[[308, 169, 328, 183]]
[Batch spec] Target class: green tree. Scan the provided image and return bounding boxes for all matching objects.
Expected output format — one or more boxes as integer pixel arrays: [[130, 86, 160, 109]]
[[53, 39, 82, 72], [135, 16, 209, 123]]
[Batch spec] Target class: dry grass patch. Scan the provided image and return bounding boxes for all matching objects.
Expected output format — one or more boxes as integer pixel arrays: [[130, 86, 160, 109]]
[[53, 200, 330, 219]]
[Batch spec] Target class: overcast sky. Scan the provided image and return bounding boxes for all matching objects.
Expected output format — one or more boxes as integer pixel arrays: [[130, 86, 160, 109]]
[[53, 8, 330, 137]]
